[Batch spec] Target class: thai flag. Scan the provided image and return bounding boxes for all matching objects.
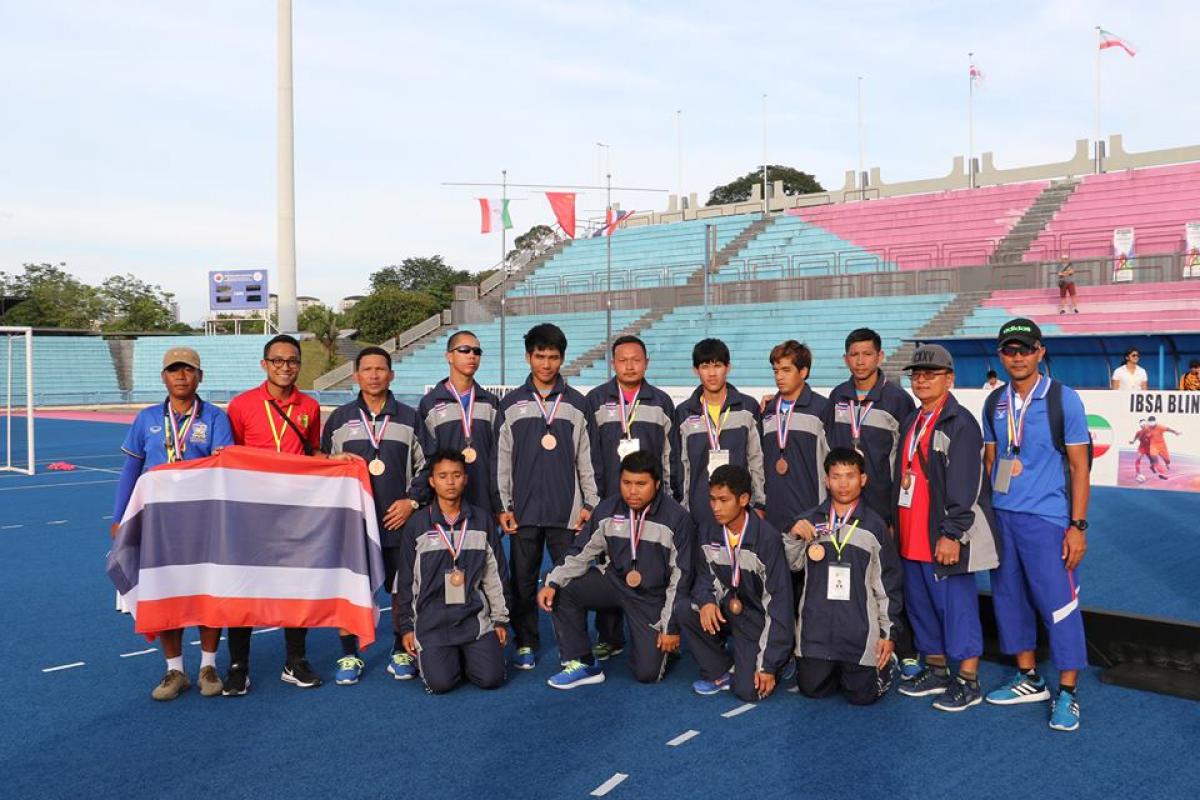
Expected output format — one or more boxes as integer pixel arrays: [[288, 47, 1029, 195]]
[[107, 446, 385, 646]]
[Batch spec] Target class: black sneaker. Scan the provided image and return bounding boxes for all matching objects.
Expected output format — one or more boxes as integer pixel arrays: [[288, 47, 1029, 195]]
[[281, 658, 323, 688], [222, 663, 251, 697]]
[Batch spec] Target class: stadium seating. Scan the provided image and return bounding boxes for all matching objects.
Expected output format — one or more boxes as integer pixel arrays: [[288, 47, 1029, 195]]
[[0, 336, 121, 406], [130, 335, 274, 403], [1024, 162, 1200, 261], [574, 294, 956, 389], [506, 215, 758, 297], [714, 214, 895, 282]]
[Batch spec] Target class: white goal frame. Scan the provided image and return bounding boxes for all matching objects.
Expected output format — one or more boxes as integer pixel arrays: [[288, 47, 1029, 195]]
[[0, 326, 34, 475]]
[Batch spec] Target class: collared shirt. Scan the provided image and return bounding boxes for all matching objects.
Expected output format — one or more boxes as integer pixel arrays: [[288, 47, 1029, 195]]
[[121, 397, 233, 470], [226, 381, 321, 454]]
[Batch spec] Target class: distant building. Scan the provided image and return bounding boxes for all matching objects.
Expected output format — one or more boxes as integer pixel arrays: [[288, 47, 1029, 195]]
[[268, 293, 325, 318], [338, 295, 364, 314], [168, 301, 181, 323]]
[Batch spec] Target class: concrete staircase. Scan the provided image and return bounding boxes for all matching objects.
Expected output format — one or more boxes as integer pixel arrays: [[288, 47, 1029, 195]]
[[562, 308, 670, 379], [107, 339, 134, 391], [989, 179, 1079, 265], [885, 290, 992, 381], [479, 239, 571, 314], [708, 216, 771, 274]]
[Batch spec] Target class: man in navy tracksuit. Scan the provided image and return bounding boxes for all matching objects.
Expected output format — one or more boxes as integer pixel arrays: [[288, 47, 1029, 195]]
[[585, 334, 677, 659], [396, 449, 510, 694], [496, 324, 600, 670], [538, 451, 695, 688], [321, 346, 429, 684], [761, 340, 829, 532], [681, 464, 793, 703], [891, 345, 998, 713], [785, 448, 903, 705], [417, 330, 502, 515], [673, 338, 766, 526]]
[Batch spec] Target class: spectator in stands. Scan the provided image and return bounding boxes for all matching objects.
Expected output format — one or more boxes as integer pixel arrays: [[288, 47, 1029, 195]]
[[982, 318, 1090, 732], [1179, 359, 1200, 391], [1111, 348, 1149, 391], [982, 370, 1004, 389], [1056, 255, 1078, 315]]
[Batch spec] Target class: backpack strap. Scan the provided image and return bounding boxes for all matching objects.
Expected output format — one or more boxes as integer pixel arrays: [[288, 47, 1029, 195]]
[[1045, 379, 1066, 455]]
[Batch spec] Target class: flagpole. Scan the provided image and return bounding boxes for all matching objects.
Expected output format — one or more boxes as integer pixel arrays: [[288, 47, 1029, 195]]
[[676, 109, 683, 206], [499, 168, 507, 385], [856, 77, 864, 198], [605, 170, 613, 377], [761, 93, 769, 218], [968, 52, 975, 189], [1094, 26, 1102, 173]]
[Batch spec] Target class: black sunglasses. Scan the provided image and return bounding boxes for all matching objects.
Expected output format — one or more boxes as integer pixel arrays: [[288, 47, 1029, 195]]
[[449, 346, 483, 356], [999, 344, 1036, 357]]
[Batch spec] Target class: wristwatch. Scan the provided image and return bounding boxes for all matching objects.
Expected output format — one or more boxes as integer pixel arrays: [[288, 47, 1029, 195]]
[[409, 499, 420, 511], [1069, 519, 1088, 532]]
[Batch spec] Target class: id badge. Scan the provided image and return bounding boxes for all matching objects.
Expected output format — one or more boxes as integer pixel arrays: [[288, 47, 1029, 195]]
[[994, 458, 1014, 494], [707, 449, 730, 476], [897, 477, 914, 509], [826, 564, 852, 602], [444, 572, 466, 605], [617, 437, 641, 460]]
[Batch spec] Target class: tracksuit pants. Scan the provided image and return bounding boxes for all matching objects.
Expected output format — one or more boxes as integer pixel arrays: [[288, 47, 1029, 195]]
[[510, 525, 576, 650], [417, 634, 506, 694], [550, 568, 669, 683], [679, 601, 775, 703], [797, 657, 883, 705], [902, 559, 983, 663], [991, 509, 1087, 671]]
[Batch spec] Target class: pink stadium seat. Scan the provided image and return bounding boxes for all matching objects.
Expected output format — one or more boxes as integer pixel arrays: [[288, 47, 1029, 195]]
[[981, 281, 1200, 333]]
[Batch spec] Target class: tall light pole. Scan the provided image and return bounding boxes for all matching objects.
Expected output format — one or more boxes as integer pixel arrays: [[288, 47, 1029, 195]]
[[676, 110, 684, 205], [761, 94, 769, 217], [499, 169, 508, 384], [968, 52, 975, 189], [856, 76, 865, 198], [276, 0, 298, 333], [597, 142, 613, 375]]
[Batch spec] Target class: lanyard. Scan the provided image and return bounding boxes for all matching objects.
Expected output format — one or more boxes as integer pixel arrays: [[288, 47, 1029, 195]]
[[703, 402, 730, 450], [722, 514, 749, 587], [628, 505, 649, 564], [849, 399, 874, 445], [775, 395, 796, 451], [904, 402, 944, 468], [531, 389, 563, 430], [617, 385, 641, 437], [434, 517, 469, 564], [164, 401, 197, 463], [1004, 376, 1041, 455], [263, 400, 293, 453], [358, 409, 391, 454], [446, 380, 475, 442], [828, 504, 860, 561]]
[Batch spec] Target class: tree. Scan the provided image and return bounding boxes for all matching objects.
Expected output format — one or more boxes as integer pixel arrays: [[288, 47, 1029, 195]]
[[98, 273, 175, 331], [706, 165, 824, 206], [347, 288, 441, 345], [368, 256, 470, 308], [0, 263, 103, 329], [298, 304, 344, 370], [506, 224, 554, 261]]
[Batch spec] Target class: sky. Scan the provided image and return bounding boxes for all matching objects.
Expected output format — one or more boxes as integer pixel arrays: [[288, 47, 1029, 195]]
[[1, 0, 1196, 323]]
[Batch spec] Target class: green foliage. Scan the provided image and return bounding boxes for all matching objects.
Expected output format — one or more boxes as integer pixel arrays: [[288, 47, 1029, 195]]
[[368, 256, 469, 308], [0, 263, 104, 329], [347, 288, 440, 345], [706, 165, 824, 206], [297, 304, 344, 371], [506, 224, 554, 261], [98, 273, 175, 331]]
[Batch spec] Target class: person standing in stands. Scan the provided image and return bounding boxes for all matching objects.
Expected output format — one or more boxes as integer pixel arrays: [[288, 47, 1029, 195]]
[[584, 334, 676, 662], [1179, 359, 1200, 391], [1056, 255, 1079, 315], [892, 345, 998, 713], [822, 328, 918, 679], [111, 346, 234, 701], [673, 338, 766, 525], [322, 346, 428, 685], [981, 370, 1004, 390], [1110, 348, 1149, 391], [223, 334, 326, 695], [761, 340, 829, 533], [496, 323, 599, 671], [983, 318, 1090, 732]]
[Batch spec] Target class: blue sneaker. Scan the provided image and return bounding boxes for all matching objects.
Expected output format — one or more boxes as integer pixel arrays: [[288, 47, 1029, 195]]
[[899, 657, 923, 681], [898, 668, 951, 697], [1048, 689, 1080, 731], [334, 655, 364, 685], [692, 671, 733, 696], [513, 647, 536, 670], [547, 660, 605, 690], [986, 672, 1051, 705], [932, 677, 983, 712], [386, 651, 417, 681]]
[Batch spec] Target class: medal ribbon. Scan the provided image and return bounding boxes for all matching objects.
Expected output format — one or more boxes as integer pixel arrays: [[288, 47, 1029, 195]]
[[828, 503, 860, 561], [446, 380, 475, 443], [628, 505, 649, 565], [703, 403, 730, 450], [848, 399, 874, 446], [263, 400, 293, 453], [617, 385, 641, 437], [1004, 376, 1040, 456], [904, 401, 945, 468], [358, 409, 391, 456], [531, 389, 563, 430], [165, 402, 197, 463], [722, 514, 749, 588], [775, 395, 796, 451], [435, 517, 469, 565]]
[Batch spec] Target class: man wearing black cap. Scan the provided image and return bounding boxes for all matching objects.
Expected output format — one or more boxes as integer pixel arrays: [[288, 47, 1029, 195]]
[[981, 319, 1091, 732], [892, 345, 998, 713]]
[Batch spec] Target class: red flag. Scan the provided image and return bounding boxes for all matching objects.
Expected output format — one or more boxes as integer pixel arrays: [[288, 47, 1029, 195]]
[[546, 192, 576, 239]]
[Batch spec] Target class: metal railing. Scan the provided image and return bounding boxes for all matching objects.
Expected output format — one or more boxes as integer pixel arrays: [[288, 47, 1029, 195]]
[[312, 311, 445, 390]]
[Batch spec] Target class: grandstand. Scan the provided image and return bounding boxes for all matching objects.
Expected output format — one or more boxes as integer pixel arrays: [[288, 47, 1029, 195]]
[[128, 335, 275, 403]]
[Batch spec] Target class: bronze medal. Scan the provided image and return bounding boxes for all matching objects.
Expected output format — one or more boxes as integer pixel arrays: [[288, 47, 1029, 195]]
[[368, 458, 386, 476], [449, 568, 466, 587], [807, 542, 826, 562], [625, 569, 642, 589], [728, 596, 743, 616], [1010, 457, 1023, 477], [541, 432, 557, 450], [901, 472, 913, 491], [462, 445, 477, 464], [775, 457, 789, 475]]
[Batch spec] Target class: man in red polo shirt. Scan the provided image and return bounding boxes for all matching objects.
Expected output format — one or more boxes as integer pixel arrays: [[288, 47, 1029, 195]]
[[222, 334, 325, 695]]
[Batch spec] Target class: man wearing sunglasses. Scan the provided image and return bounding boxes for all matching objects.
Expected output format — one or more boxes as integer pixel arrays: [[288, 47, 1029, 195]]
[[982, 319, 1091, 732]]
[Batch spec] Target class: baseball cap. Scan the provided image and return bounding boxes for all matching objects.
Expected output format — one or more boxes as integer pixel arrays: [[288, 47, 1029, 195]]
[[997, 318, 1042, 348], [161, 346, 201, 370], [903, 344, 954, 372]]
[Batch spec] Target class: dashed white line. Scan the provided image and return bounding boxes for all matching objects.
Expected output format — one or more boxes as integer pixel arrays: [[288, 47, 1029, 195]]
[[42, 662, 85, 673], [251, 627, 280, 635], [120, 648, 157, 658], [667, 729, 700, 746], [590, 773, 628, 796], [189, 636, 228, 645], [1, 524, 23, 529], [102, 515, 113, 520], [721, 703, 757, 718], [0, 479, 117, 491], [46, 519, 68, 525]]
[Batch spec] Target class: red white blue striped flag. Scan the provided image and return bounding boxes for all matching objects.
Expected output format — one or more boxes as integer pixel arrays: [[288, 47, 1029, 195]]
[[107, 446, 385, 647]]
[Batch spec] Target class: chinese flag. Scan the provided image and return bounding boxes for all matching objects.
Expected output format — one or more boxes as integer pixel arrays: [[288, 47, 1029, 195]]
[[545, 192, 576, 239]]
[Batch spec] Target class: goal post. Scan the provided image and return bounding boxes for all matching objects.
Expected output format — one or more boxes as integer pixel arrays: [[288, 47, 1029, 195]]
[[0, 326, 34, 475]]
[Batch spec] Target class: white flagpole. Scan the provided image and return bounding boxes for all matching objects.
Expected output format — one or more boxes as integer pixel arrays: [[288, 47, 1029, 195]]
[[1094, 26, 1102, 172], [968, 52, 975, 189]]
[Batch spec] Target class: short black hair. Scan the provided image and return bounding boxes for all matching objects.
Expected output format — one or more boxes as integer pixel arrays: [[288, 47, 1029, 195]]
[[709, 463, 751, 498], [692, 337, 730, 367], [525, 323, 567, 356], [1189, 359, 1200, 370], [986, 370, 998, 379], [428, 448, 467, 471], [263, 334, 301, 360], [611, 334, 647, 357], [844, 328, 881, 353], [447, 330, 479, 350], [770, 340, 812, 372], [619, 450, 661, 483], [354, 346, 392, 370], [1124, 347, 1140, 361], [824, 446, 865, 474]]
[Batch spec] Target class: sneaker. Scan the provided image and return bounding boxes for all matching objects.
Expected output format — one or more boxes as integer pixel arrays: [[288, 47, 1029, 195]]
[[281, 658, 323, 688], [591, 641, 625, 661], [986, 672, 1050, 705], [547, 660, 605, 690], [386, 652, 417, 680], [898, 668, 951, 697], [513, 647, 536, 670], [151, 669, 190, 701], [877, 657, 898, 696], [335, 655, 365, 685], [222, 663, 250, 697], [197, 665, 223, 697], [692, 671, 733, 696], [1049, 689, 1081, 731], [932, 677, 983, 712], [898, 657, 923, 681]]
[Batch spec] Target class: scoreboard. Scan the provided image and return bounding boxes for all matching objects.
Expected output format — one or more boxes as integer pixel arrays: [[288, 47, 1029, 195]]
[[208, 270, 269, 311]]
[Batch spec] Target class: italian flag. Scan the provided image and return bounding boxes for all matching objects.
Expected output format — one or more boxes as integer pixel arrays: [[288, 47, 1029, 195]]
[[1098, 28, 1136, 57], [479, 198, 513, 234]]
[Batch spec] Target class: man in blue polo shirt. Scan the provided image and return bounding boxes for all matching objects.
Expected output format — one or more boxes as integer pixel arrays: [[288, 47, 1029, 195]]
[[111, 346, 234, 701], [982, 318, 1091, 732]]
